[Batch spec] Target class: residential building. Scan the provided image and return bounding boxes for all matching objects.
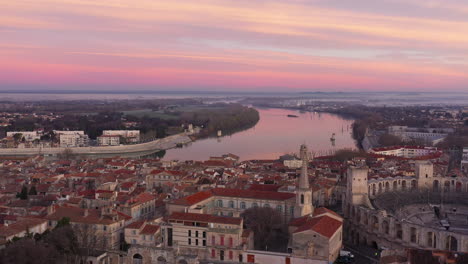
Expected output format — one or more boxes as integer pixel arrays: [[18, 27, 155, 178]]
[[55, 131, 90, 147], [97, 135, 120, 146], [46, 206, 128, 250], [163, 212, 252, 262], [6, 131, 40, 142], [124, 221, 161, 247], [102, 130, 140, 143]]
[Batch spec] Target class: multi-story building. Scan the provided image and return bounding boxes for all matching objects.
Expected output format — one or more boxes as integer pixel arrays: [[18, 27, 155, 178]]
[[370, 146, 440, 158], [163, 212, 253, 262], [117, 192, 156, 221], [125, 221, 161, 247], [146, 170, 187, 190], [97, 135, 120, 146], [167, 188, 297, 221], [46, 206, 127, 250], [387, 126, 454, 145], [55, 131, 90, 147], [102, 130, 140, 143], [6, 131, 41, 141]]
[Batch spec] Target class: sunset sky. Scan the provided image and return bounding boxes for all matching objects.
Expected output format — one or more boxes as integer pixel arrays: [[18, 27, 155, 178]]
[[1, 0, 468, 92]]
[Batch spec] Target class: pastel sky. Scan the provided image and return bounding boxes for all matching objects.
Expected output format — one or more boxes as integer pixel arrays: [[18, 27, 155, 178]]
[[1, 0, 468, 92]]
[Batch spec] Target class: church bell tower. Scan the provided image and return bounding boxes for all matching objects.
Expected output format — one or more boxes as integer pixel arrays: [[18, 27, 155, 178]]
[[294, 144, 314, 218]]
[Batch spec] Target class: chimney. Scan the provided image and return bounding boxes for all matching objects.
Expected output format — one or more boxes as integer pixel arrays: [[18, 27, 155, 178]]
[[83, 209, 89, 217]]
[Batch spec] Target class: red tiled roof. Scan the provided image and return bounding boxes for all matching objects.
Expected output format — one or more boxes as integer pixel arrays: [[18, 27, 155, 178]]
[[169, 212, 242, 225], [247, 184, 282, 192], [140, 224, 160, 235], [211, 188, 295, 201], [171, 190, 213, 206], [125, 220, 145, 229], [293, 215, 342, 239], [313, 207, 342, 219]]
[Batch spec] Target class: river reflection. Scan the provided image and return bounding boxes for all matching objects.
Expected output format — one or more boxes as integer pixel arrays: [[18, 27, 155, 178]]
[[164, 108, 356, 161]]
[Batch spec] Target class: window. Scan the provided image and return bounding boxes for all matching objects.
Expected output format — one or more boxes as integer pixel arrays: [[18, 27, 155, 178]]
[[188, 230, 191, 237], [203, 231, 206, 238], [212, 235, 215, 245], [220, 236, 224, 246], [217, 200, 223, 207], [203, 240, 206, 246], [276, 205, 282, 212], [211, 249, 216, 258], [229, 251, 233, 260], [228, 201, 234, 208], [195, 231, 199, 237], [301, 194, 304, 204], [188, 238, 191, 245], [252, 203, 258, 208], [264, 203, 270, 208], [132, 230, 136, 235], [229, 237, 233, 247], [240, 202, 246, 209], [196, 239, 199, 246], [103, 226, 107, 231]]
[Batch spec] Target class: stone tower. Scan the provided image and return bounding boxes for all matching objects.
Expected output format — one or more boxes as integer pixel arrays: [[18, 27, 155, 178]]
[[346, 166, 369, 206], [294, 144, 314, 218], [415, 161, 434, 189]]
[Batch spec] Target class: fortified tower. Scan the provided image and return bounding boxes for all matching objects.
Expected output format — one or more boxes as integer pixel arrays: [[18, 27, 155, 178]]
[[415, 161, 434, 189], [294, 144, 314, 218], [346, 166, 369, 206]]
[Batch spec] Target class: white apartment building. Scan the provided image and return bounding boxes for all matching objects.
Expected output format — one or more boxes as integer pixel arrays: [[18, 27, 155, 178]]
[[370, 146, 440, 158], [97, 135, 120, 146], [102, 130, 140, 143], [387, 126, 454, 145], [6, 131, 40, 141], [55, 131, 89, 147]]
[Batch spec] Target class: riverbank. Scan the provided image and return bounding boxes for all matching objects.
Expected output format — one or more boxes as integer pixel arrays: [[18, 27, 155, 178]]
[[0, 132, 194, 157]]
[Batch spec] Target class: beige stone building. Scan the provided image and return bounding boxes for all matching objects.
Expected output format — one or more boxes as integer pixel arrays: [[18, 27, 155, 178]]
[[46, 206, 128, 250], [163, 212, 253, 262]]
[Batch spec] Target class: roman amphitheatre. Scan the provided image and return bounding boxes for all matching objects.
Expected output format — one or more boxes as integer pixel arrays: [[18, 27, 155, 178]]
[[344, 162, 468, 253]]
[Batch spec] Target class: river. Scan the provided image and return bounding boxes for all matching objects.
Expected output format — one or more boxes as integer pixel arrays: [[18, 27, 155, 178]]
[[164, 108, 356, 161]]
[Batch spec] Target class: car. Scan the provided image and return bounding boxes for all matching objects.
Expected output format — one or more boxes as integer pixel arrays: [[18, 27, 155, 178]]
[[340, 250, 355, 259]]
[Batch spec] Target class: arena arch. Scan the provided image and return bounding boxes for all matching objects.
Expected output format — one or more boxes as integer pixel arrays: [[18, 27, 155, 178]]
[[157, 256, 167, 264], [410, 227, 417, 243], [446, 236, 458, 251], [444, 181, 450, 192], [133, 254, 143, 264], [382, 220, 389, 235], [427, 232, 436, 248], [433, 180, 439, 191], [370, 215, 379, 230], [395, 223, 403, 240]]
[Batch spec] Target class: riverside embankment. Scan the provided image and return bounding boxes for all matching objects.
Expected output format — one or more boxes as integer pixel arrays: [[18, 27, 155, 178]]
[[0, 132, 193, 157]]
